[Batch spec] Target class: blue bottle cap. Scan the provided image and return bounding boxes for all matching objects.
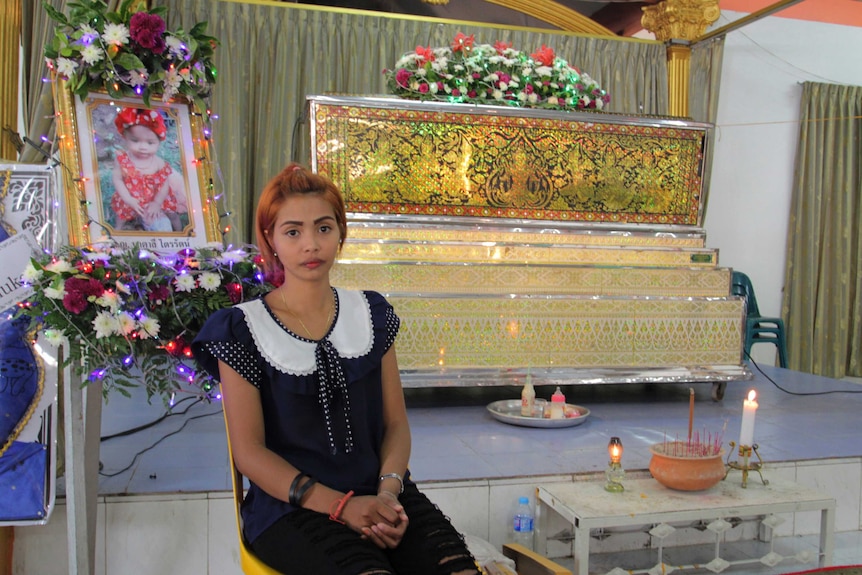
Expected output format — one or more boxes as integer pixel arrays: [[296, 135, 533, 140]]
[[518, 496, 529, 504]]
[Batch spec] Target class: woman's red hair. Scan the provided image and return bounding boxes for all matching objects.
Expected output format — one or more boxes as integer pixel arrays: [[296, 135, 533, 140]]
[[255, 163, 347, 278]]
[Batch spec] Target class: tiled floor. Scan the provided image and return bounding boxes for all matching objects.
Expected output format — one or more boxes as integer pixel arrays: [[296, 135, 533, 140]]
[[94, 362, 862, 495]]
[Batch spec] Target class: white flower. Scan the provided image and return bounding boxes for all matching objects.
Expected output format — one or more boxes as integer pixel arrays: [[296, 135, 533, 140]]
[[218, 249, 247, 265], [453, 64, 464, 72], [415, 68, 427, 77], [595, 98, 604, 110], [580, 95, 591, 107], [44, 286, 65, 300], [199, 272, 221, 291], [522, 66, 533, 76], [174, 273, 196, 292], [128, 69, 148, 87], [528, 93, 539, 104], [102, 23, 130, 46], [165, 36, 187, 58], [429, 83, 439, 94], [56, 57, 79, 77], [117, 312, 136, 335], [138, 316, 160, 339], [548, 96, 559, 106], [493, 89, 504, 100], [164, 67, 182, 90], [80, 44, 104, 65], [23, 263, 43, 282], [93, 311, 120, 339], [45, 259, 73, 274], [536, 66, 553, 77], [44, 329, 68, 347], [499, 81, 508, 91], [517, 92, 527, 102], [409, 81, 420, 91], [95, 290, 120, 311]]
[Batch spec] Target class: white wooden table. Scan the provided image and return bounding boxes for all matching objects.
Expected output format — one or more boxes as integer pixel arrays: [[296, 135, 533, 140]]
[[535, 477, 835, 575]]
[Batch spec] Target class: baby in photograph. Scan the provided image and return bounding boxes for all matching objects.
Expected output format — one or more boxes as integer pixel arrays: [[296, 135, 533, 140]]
[[111, 107, 187, 232]]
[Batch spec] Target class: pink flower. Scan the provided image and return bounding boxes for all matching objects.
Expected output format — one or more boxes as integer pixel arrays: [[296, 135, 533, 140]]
[[130, 12, 166, 54], [418, 83, 429, 94], [452, 89, 461, 97], [467, 90, 477, 98], [395, 68, 412, 88], [63, 277, 105, 313]]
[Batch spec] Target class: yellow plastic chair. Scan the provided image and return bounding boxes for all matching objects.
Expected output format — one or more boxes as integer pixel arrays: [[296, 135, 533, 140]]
[[222, 407, 283, 575]]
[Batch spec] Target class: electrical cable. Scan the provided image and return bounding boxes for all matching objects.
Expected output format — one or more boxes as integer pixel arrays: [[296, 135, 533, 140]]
[[98, 406, 222, 478], [100, 396, 199, 441], [744, 350, 862, 396]]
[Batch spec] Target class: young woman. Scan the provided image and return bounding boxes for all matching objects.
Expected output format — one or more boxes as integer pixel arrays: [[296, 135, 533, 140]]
[[192, 163, 478, 575]]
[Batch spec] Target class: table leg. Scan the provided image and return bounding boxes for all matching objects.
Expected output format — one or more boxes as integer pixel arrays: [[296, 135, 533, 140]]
[[536, 497, 548, 556], [819, 505, 835, 567], [573, 525, 590, 575]]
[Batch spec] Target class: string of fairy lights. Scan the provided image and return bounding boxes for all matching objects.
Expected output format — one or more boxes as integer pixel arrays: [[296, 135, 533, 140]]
[[21, 71, 246, 404]]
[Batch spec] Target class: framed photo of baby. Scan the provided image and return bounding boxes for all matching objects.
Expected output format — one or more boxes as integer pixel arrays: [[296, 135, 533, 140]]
[[52, 86, 220, 251]]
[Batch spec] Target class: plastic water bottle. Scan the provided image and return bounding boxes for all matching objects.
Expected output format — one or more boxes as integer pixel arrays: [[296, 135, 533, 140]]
[[512, 496, 535, 550]]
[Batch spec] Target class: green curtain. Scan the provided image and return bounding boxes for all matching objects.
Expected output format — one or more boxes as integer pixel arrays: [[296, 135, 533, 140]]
[[782, 82, 862, 378], [156, 0, 670, 244], [690, 36, 724, 124]]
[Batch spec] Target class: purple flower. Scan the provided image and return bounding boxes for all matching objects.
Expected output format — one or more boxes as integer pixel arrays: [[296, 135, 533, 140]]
[[130, 12, 167, 54]]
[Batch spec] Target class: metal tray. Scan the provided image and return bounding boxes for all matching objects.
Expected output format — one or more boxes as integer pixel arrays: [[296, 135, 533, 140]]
[[486, 399, 591, 428]]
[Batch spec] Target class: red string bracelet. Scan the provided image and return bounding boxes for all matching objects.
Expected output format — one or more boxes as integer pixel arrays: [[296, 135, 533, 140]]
[[329, 490, 354, 524]]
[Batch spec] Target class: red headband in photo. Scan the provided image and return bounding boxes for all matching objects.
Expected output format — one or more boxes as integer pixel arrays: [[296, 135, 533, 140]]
[[114, 107, 167, 141]]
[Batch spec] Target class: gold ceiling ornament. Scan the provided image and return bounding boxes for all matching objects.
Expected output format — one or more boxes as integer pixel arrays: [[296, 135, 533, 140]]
[[642, 0, 721, 42], [421, 0, 450, 4]]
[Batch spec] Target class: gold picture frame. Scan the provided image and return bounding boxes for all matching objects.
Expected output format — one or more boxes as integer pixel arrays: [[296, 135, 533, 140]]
[[52, 79, 220, 250]]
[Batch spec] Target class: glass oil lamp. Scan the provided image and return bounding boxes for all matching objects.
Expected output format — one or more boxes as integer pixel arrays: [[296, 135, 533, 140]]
[[605, 436, 625, 492]]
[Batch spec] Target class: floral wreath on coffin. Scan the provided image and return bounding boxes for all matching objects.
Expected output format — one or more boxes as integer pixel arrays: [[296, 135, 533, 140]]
[[384, 33, 611, 111]]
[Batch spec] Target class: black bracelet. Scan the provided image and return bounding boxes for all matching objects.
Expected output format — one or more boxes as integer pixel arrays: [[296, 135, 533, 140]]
[[288, 473, 309, 506], [294, 476, 318, 506]]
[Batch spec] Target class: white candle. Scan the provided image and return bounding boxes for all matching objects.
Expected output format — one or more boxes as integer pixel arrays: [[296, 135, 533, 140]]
[[739, 389, 758, 446]]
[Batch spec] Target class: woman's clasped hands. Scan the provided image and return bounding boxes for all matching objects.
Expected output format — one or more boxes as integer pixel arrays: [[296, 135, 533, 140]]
[[342, 491, 409, 549]]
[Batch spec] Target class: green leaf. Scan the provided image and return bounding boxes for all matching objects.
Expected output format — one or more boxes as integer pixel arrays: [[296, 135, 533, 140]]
[[42, 2, 70, 26], [189, 22, 209, 37], [113, 52, 145, 71]]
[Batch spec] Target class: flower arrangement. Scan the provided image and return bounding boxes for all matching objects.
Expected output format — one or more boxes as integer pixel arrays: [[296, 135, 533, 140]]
[[42, 0, 218, 108], [17, 243, 274, 402], [383, 33, 611, 111]]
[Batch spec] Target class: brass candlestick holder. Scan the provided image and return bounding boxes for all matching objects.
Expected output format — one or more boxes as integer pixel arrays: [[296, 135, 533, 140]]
[[724, 441, 769, 488]]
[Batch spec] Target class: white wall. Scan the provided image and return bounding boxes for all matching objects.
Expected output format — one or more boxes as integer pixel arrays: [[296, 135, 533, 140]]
[[705, 11, 862, 364]]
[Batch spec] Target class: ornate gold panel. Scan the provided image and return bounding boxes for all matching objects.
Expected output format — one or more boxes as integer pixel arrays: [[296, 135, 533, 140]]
[[340, 240, 717, 267], [310, 96, 710, 226], [347, 226, 706, 249], [390, 296, 744, 370], [333, 263, 729, 297]]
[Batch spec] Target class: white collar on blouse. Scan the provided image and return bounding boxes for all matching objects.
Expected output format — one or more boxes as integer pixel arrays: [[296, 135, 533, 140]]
[[236, 288, 373, 376]]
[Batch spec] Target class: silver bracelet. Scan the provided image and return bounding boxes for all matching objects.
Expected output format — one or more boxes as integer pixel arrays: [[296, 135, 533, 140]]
[[378, 472, 404, 494]]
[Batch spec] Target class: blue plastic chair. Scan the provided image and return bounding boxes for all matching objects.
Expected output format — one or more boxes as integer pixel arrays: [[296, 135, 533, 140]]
[[731, 271, 788, 367]]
